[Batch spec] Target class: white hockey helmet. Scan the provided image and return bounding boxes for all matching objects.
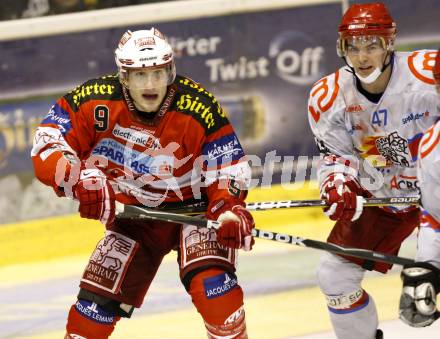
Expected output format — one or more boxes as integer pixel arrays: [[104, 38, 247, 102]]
[[114, 28, 176, 89]]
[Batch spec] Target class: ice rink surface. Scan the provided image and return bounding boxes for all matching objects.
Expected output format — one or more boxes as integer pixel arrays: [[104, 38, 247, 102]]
[[1, 186, 437, 339], [2, 226, 439, 339]]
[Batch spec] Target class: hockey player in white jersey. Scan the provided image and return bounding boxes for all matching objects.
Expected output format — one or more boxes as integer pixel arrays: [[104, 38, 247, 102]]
[[399, 50, 440, 328], [307, 3, 439, 339]]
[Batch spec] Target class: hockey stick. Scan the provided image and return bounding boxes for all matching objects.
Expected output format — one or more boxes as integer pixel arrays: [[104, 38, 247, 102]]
[[120, 204, 221, 229], [253, 229, 414, 266], [110, 178, 418, 213], [118, 205, 415, 266], [245, 196, 419, 211], [126, 196, 420, 215]]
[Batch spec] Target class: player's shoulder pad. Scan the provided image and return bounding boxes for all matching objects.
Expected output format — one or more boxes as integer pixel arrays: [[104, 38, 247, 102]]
[[172, 75, 229, 134], [308, 70, 342, 122], [63, 73, 123, 112], [403, 50, 437, 85]]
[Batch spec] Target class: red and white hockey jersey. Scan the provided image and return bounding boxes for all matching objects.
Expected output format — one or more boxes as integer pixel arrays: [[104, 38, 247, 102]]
[[308, 50, 440, 211], [31, 74, 250, 207], [415, 120, 440, 266], [418, 120, 440, 223]]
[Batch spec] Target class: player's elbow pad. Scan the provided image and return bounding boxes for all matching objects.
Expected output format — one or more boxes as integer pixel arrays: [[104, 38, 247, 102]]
[[32, 150, 71, 192]]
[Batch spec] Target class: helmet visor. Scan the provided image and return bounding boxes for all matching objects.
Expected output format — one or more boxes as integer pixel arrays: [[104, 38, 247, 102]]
[[339, 35, 387, 57], [123, 62, 175, 90], [127, 67, 169, 90]]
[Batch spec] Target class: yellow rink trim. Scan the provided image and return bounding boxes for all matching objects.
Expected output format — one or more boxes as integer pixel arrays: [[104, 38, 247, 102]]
[[0, 215, 105, 267], [21, 273, 404, 339], [0, 183, 325, 268], [0, 213, 333, 287]]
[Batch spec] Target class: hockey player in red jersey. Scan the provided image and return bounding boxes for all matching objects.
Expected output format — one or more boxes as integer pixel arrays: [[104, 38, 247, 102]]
[[31, 27, 254, 338], [399, 50, 440, 328], [307, 3, 439, 339]]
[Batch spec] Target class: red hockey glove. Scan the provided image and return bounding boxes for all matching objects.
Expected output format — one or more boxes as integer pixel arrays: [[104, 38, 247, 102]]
[[73, 167, 115, 227], [320, 173, 364, 222], [207, 199, 255, 251]]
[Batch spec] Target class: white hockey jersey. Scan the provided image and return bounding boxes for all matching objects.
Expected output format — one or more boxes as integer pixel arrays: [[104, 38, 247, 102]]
[[418, 120, 440, 222], [415, 120, 440, 266], [308, 50, 439, 211]]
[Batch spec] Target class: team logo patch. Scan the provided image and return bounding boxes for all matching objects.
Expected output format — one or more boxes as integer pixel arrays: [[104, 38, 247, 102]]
[[389, 174, 418, 190], [135, 37, 155, 47], [41, 104, 72, 135], [402, 111, 430, 125], [203, 272, 238, 299], [375, 131, 411, 167], [81, 231, 138, 293], [70, 83, 116, 107], [112, 124, 159, 148], [75, 299, 115, 324], [180, 226, 236, 269], [185, 228, 229, 260], [346, 104, 364, 113], [203, 133, 244, 164], [91, 138, 174, 175]]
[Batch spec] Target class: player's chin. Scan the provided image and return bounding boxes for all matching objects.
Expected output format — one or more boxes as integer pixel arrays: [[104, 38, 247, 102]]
[[138, 99, 160, 112]]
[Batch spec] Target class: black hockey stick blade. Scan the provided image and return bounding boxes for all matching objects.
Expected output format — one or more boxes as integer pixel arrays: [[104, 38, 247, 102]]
[[252, 229, 414, 266]]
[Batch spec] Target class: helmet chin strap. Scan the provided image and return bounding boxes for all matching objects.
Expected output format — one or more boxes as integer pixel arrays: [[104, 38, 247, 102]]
[[355, 67, 382, 84], [344, 52, 394, 85]]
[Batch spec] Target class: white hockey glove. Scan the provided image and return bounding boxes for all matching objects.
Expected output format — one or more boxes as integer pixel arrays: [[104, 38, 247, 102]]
[[399, 262, 440, 327]]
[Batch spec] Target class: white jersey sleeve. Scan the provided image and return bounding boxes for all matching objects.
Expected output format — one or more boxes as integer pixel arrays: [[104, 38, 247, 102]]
[[308, 70, 360, 185], [416, 121, 440, 267]]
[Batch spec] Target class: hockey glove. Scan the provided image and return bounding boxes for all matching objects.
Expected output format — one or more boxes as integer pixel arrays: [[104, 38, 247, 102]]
[[207, 199, 255, 251], [73, 166, 115, 227], [320, 173, 364, 222], [399, 262, 440, 327]]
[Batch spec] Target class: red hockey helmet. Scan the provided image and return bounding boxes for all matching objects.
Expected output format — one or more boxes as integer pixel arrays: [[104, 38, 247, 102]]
[[434, 49, 440, 86], [337, 3, 396, 57]]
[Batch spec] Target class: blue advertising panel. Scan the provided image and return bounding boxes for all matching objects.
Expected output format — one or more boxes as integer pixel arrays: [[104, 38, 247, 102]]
[[0, 3, 343, 180]]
